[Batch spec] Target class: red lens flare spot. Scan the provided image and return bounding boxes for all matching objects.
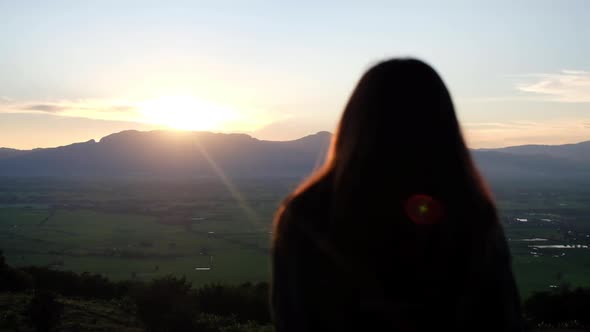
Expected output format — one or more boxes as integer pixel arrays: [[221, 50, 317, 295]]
[[404, 194, 444, 225]]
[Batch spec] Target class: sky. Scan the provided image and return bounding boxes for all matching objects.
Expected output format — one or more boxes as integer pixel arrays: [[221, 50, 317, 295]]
[[1, 0, 589, 149]]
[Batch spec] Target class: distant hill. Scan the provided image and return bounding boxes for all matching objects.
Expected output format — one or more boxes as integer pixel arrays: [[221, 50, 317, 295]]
[[471, 150, 588, 182], [473, 141, 590, 181], [0, 130, 332, 178], [479, 141, 590, 163], [1, 130, 589, 181], [0, 148, 27, 159]]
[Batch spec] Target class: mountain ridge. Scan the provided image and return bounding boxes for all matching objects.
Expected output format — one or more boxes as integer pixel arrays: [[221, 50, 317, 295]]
[[1, 130, 589, 180], [477, 140, 590, 163], [0, 130, 333, 178], [1, 130, 334, 152]]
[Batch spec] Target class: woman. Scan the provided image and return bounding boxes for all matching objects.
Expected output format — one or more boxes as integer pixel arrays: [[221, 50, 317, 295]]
[[271, 59, 522, 331]]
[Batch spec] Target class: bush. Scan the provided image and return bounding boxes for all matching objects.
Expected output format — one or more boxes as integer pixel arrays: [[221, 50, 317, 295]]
[[25, 289, 64, 332], [524, 286, 590, 328], [193, 313, 274, 332], [0, 250, 34, 292], [21, 266, 124, 299], [135, 275, 197, 332], [133, 278, 272, 331], [0, 266, 34, 292], [0, 311, 20, 330], [197, 282, 270, 323]]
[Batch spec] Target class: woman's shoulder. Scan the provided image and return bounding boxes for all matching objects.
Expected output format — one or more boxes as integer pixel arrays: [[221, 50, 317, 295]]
[[285, 179, 331, 220], [274, 180, 332, 239]]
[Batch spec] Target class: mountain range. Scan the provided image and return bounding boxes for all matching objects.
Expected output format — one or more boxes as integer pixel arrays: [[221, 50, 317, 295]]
[[1, 130, 589, 181]]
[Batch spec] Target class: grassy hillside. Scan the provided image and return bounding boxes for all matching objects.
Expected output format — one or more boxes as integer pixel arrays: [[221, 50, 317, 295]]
[[0, 292, 142, 332]]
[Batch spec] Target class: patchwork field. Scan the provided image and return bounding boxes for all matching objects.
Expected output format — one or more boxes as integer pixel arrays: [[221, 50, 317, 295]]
[[1, 177, 590, 298]]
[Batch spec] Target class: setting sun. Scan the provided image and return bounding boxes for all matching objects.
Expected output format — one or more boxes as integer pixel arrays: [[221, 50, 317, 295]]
[[138, 96, 241, 131]]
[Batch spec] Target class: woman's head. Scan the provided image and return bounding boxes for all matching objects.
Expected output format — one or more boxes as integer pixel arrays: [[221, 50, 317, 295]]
[[331, 59, 471, 190], [291, 58, 495, 229]]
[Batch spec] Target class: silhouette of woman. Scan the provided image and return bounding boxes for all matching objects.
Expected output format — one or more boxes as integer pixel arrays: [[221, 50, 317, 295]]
[[271, 59, 522, 331]]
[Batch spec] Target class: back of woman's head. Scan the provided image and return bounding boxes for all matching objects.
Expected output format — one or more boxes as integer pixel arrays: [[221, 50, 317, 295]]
[[280, 58, 497, 252], [333, 59, 481, 198]]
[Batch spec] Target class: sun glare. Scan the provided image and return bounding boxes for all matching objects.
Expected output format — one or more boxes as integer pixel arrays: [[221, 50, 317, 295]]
[[138, 96, 240, 131]]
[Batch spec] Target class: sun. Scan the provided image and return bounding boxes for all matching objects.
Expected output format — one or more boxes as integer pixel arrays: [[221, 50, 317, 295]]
[[137, 96, 239, 131]]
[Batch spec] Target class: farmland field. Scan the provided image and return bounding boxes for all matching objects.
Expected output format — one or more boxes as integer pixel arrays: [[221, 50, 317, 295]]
[[493, 181, 590, 297], [0, 177, 293, 287], [1, 177, 590, 298]]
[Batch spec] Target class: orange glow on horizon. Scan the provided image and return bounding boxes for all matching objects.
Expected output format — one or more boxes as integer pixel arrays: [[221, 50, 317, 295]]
[[135, 95, 273, 134]]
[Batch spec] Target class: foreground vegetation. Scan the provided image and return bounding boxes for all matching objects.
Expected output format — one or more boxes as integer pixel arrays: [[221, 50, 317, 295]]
[[2, 252, 590, 331], [1, 251, 273, 331]]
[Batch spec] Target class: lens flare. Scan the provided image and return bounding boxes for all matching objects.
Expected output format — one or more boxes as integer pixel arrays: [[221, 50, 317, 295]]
[[404, 194, 444, 225]]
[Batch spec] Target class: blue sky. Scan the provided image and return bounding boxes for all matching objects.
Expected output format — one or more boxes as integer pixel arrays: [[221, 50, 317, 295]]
[[1, 0, 589, 149]]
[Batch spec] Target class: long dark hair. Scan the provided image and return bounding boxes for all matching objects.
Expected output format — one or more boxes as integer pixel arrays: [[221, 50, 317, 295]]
[[272, 58, 514, 330], [276, 58, 496, 244]]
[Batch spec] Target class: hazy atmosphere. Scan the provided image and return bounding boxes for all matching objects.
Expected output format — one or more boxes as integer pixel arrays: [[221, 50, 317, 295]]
[[2, 2, 590, 331], [1, 0, 589, 149]]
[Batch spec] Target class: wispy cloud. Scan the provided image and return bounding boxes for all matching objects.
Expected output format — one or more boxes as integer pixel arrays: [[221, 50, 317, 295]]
[[517, 70, 590, 103], [21, 104, 69, 113], [464, 121, 539, 130], [464, 119, 590, 148], [1, 99, 141, 122]]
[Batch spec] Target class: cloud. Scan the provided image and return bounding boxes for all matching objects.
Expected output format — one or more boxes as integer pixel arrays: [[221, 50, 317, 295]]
[[464, 121, 539, 130], [21, 104, 68, 113], [1, 99, 140, 122], [464, 119, 590, 148], [110, 105, 136, 112], [517, 70, 590, 103]]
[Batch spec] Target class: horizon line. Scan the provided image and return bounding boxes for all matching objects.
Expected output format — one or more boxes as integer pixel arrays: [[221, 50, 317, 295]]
[[2, 128, 590, 151]]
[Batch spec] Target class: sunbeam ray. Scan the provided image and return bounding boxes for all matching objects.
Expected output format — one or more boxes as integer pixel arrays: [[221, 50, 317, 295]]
[[193, 139, 263, 231]]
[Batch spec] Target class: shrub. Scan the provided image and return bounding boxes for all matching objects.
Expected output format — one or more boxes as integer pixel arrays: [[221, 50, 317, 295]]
[[135, 275, 196, 332], [197, 282, 270, 323], [25, 289, 64, 332], [524, 286, 590, 328]]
